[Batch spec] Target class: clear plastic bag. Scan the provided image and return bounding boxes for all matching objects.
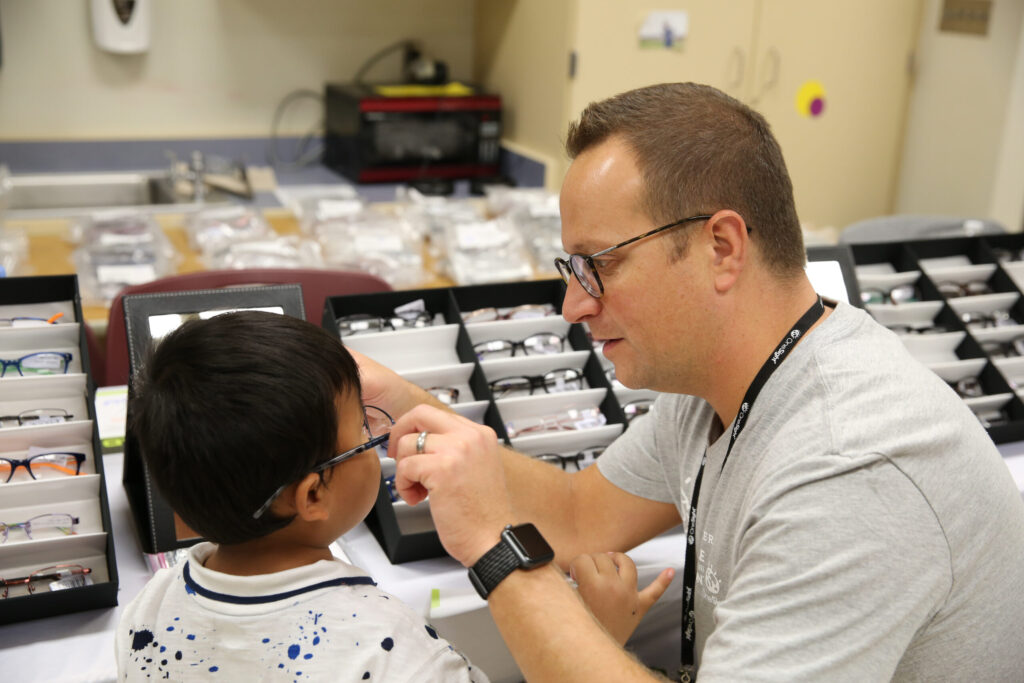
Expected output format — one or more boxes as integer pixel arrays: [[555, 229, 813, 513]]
[[70, 211, 178, 304], [185, 206, 272, 256], [443, 216, 534, 285], [204, 235, 325, 270], [315, 210, 427, 288], [0, 227, 28, 277]]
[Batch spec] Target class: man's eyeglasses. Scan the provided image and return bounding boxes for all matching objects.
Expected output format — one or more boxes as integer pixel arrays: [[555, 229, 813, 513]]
[[489, 368, 584, 399], [252, 405, 394, 519], [1, 563, 92, 598], [0, 352, 73, 378], [0, 451, 85, 482], [554, 214, 712, 298], [1, 513, 79, 543], [0, 408, 74, 428], [473, 333, 565, 360], [0, 313, 65, 328], [336, 312, 433, 337]]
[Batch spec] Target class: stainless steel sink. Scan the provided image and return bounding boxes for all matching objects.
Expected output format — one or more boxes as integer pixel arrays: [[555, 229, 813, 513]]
[[3, 171, 235, 218]]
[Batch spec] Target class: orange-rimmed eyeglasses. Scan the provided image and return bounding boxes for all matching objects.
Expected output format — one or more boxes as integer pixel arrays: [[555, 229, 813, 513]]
[[0, 451, 85, 482]]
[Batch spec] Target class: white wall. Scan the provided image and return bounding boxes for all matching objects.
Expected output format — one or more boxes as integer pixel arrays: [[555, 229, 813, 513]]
[[896, 0, 1024, 227], [0, 0, 474, 139]]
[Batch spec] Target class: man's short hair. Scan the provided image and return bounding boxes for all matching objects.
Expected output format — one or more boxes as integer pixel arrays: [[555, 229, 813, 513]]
[[566, 82, 806, 275], [130, 310, 362, 544]]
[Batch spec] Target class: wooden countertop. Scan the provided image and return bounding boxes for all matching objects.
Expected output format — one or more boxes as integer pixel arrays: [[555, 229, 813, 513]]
[[9, 208, 456, 330]]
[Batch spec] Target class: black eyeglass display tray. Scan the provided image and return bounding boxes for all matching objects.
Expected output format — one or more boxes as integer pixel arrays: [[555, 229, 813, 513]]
[[0, 275, 118, 625], [120, 285, 306, 555], [850, 234, 1024, 445], [324, 279, 631, 565]]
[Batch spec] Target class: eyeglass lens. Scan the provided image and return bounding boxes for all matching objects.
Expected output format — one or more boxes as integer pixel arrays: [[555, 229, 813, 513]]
[[0, 352, 73, 378], [860, 284, 919, 306], [473, 333, 565, 360], [336, 311, 433, 337], [462, 303, 556, 323], [936, 280, 992, 298], [489, 368, 584, 398]]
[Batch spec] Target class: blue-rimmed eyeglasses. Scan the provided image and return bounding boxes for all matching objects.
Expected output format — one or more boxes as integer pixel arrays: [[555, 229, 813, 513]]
[[0, 451, 86, 482], [252, 405, 394, 519], [0, 313, 65, 327], [554, 214, 712, 298], [0, 352, 73, 378]]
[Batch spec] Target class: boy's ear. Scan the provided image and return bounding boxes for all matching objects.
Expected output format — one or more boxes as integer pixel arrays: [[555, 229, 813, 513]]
[[288, 472, 331, 522]]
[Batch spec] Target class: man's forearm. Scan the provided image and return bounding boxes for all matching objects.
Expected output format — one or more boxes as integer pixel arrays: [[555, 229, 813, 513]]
[[488, 564, 670, 682]]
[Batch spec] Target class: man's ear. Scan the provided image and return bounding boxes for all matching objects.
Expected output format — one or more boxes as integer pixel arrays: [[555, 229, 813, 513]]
[[706, 210, 749, 294], [287, 472, 331, 522]]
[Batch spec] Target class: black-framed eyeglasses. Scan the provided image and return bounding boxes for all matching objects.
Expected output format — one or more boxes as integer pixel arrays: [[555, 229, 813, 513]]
[[536, 445, 605, 472], [488, 368, 584, 398], [0, 451, 85, 483], [980, 337, 1024, 359], [554, 214, 712, 298], [885, 324, 952, 335], [860, 285, 920, 306], [0, 408, 74, 428], [473, 333, 565, 360], [252, 405, 394, 519], [0, 352, 73, 378]]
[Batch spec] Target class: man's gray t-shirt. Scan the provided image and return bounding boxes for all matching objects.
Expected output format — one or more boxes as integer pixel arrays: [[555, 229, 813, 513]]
[[598, 302, 1024, 681]]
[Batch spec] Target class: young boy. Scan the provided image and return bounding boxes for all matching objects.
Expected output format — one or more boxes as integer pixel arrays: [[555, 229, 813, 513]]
[[117, 310, 489, 682]]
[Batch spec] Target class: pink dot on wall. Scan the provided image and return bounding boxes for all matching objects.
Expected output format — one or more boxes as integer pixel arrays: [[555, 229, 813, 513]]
[[810, 98, 825, 117]]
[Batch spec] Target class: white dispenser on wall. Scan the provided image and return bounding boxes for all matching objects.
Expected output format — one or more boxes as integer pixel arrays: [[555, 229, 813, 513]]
[[90, 0, 151, 54]]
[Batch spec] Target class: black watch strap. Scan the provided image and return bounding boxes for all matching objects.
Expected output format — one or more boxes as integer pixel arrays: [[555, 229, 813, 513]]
[[467, 539, 519, 599]]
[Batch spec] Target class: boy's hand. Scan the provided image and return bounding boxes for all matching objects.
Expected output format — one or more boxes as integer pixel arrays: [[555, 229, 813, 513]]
[[569, 552, 675, 646], [389, 404, 515, 568]]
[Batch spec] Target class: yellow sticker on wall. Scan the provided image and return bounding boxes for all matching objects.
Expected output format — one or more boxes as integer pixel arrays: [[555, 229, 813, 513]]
[[795, 80, 826, 118]]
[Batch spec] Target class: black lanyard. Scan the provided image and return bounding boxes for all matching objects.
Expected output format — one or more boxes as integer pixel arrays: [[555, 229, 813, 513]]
[[679, 296, 825, 681]]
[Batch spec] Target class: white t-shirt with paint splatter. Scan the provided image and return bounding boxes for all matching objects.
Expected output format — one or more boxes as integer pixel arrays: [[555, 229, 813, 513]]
[[115, 542, 489, 682]]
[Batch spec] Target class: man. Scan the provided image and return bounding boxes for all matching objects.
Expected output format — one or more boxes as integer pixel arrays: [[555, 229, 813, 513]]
[[362, 83, 1024, 681]]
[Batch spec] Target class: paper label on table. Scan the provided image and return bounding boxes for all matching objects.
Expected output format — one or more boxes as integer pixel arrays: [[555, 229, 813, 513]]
[[96, 264, 157, 285]]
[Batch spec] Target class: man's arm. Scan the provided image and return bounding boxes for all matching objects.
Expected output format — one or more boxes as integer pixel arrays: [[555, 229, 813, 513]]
[[501, 446, 681, 568]]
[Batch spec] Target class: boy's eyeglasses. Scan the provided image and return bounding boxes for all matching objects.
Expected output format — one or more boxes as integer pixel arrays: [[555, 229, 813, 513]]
[[860, 285, 920, 306], [0, 408, 74, 428], [0, 351, 73, 378], [1, 513, 79, 543], [554, 214, 712, 299], [0, 313, 65, 327], [473, 333, 565, 360], [336, 312, 433, 337], [489, 368, 584, 398], [0, 451, 86, 482], [1, 563, 92, 598], [252, 405, 394, 519]]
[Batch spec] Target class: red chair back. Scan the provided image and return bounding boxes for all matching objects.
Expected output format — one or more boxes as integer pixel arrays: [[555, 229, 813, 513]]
[[103, 268, 391, 386]]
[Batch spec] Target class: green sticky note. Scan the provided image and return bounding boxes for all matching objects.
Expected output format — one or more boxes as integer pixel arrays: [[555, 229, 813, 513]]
[[430, 588, 441, 609]]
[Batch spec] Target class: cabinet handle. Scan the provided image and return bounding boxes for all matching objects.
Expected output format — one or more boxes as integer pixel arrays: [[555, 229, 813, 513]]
[[750, 46, 780, 106], [727, 47, 745, 89]]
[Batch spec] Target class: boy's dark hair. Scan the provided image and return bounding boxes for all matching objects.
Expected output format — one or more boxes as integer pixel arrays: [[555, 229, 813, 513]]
[[130, 310, 362, 544], [566, 82, 806, 277]]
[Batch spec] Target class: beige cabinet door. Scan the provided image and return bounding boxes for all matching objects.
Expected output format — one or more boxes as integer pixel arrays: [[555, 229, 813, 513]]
[[568, 0, 759, 120], [751, 0, 922, 231]]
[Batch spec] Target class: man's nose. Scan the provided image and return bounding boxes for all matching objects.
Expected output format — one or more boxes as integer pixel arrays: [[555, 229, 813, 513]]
[[560, 274, 601, 323]]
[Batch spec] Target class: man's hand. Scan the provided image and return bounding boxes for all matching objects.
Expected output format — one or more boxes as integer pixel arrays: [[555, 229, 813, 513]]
[[389, 404, 516, 567], [348, 347, 446, 419], [569, 552, 675, 645]]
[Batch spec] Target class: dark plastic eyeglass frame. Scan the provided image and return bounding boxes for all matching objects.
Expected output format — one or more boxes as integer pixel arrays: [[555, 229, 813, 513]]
[[554, 214, 713, 298], [0, 451, 86, 482], [251, 406, 395, 519], [0, 352, 73, 378], [488, 368, 584, 398], [0, 408, 74, 428], [472, 332, 566, 360]]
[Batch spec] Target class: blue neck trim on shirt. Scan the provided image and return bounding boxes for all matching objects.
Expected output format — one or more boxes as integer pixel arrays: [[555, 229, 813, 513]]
[[182, 561, 376, 605]]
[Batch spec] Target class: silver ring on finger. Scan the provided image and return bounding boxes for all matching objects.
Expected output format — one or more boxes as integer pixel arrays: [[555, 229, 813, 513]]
[[416, 430, 429, 454]]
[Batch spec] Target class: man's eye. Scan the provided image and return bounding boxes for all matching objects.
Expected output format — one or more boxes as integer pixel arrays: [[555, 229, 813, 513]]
[[592, 259, 615, 273]]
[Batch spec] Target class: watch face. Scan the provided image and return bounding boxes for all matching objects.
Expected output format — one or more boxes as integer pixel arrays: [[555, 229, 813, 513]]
[[506, 523, 555, 567]]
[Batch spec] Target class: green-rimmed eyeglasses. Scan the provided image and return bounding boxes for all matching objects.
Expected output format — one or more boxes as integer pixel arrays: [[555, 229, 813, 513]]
[[252, 405, 394, 519], [554, 215, 713, 298]]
